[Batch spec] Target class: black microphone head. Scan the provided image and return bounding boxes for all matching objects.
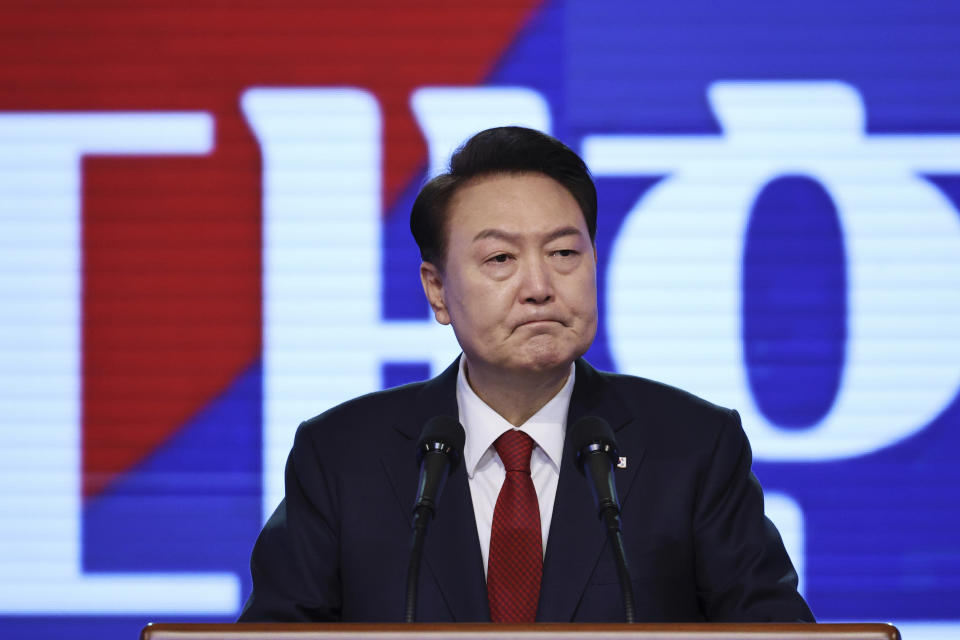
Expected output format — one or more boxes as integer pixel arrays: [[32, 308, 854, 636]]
[[416, 415, 466, 469], [570, 416, 619, 471]]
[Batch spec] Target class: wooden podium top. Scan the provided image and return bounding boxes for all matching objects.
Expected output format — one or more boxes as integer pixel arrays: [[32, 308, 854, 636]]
[[141, 623, 900, 640]]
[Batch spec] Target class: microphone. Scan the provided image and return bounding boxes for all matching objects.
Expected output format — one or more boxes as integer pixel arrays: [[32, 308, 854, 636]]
[[571, 416, 637, 623], [412, 415, 465, 517], [404, 415, 465, 623]]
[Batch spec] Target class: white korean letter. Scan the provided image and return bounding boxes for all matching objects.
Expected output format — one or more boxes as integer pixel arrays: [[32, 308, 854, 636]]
[[0, 112, 239, 614]]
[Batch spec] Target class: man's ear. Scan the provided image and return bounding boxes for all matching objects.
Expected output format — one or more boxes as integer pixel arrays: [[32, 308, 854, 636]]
[[419, 261, 451, 325]]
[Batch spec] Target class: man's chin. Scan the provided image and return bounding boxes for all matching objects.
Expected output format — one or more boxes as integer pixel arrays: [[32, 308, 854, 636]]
[[509, 344, 581, 374]]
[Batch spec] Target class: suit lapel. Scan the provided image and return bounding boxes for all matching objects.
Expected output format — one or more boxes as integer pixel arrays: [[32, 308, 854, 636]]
[[381, 358, 490, 622], [537, 359, 646, 621]]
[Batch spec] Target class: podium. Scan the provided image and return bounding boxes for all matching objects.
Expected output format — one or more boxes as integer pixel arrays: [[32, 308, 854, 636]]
[[141, 623, 900, 640]]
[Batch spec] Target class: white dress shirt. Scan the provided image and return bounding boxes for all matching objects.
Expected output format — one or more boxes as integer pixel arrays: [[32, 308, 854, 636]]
[[456, 356, 575, 577]]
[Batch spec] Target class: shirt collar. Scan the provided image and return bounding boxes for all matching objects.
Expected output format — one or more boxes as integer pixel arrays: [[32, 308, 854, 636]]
[[457, 356, 575, 478]]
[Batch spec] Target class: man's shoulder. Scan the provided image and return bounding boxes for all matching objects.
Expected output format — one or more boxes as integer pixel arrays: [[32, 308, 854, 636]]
[[295, 379, 429, 446], [586, 365, 741, 453], [592, 366, 734, 419]]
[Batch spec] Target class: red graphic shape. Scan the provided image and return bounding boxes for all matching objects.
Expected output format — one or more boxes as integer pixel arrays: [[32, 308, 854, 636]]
[[0, 0, 540, 498]]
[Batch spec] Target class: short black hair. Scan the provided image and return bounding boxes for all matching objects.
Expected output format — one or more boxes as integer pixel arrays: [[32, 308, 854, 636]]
[[409, 126, 597, 267]]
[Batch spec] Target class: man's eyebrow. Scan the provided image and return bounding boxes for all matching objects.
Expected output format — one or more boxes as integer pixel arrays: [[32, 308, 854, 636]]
[[543, 226, 585, 243], [472, 228, 519, 243], [471, 226, 585, 244]]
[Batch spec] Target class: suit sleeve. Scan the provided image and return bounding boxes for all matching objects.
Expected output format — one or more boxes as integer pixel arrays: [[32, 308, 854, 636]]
[[692, 409, 815, 622], [238, 422, 342, 622]]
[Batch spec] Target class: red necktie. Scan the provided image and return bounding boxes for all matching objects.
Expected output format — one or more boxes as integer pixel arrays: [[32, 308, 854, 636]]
[[487, 429, 542, 622]]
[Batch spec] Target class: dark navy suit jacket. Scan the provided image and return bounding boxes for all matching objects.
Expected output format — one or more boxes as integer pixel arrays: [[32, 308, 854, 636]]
[[238, 358, 813, 623]]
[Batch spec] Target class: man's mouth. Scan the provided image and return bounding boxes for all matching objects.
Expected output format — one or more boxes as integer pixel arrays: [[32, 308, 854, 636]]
[[517, 318, 563, 329]]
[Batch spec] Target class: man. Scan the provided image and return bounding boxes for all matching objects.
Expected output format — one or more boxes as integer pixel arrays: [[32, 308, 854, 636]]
[[238, 126, 814, 623]]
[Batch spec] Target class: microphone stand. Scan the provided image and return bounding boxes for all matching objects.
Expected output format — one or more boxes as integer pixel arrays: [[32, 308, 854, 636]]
[[579, 423, 637, 623], [403, 417, 463, 623], [601, 507, 637, 623], [404, 505, 431, 623]]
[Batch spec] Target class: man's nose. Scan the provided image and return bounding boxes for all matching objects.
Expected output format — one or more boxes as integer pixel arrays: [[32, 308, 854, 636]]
[[520, 258, 553, 304]]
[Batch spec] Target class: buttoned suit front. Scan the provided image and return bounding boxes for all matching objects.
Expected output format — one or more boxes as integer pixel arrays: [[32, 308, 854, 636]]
[[239, 357, 813, 623]]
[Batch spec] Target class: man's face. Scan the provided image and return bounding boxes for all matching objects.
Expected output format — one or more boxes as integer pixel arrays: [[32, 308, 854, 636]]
[[420, 172, 598, 379]]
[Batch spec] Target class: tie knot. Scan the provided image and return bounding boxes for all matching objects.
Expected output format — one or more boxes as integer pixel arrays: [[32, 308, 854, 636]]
[[494, 430, 535, 473]]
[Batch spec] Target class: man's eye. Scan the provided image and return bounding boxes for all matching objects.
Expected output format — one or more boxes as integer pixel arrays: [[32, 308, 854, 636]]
[[489, 254, 511, 263], [553, 249, 578, 258]]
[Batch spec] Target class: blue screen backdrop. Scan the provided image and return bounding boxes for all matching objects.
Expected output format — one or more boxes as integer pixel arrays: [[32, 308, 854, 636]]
[[1, 1, 958, 639]]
